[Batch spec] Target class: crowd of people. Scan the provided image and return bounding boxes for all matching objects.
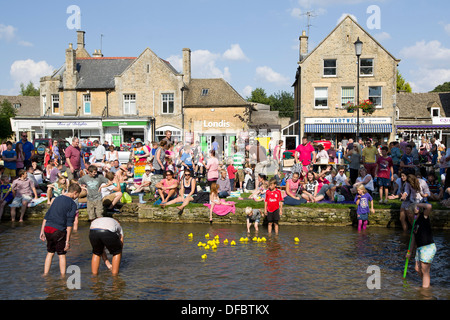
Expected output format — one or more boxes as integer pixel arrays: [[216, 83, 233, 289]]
[[1, 130, 445, 287]]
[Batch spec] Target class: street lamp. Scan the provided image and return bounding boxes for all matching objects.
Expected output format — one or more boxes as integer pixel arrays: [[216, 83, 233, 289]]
[[354, 37, 363, 141]]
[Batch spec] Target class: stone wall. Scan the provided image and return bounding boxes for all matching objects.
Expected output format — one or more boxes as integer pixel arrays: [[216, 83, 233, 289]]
[[14, 204, 450, 229]]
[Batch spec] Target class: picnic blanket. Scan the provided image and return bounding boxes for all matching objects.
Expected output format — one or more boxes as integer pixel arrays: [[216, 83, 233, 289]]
[[204, 201, 236, 216]]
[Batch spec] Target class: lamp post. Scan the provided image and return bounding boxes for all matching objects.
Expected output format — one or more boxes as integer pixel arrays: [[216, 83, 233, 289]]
[[354, 37, 363, 141]]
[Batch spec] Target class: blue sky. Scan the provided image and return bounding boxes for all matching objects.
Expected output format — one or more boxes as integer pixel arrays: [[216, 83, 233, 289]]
[[1, 0, 449, 98]]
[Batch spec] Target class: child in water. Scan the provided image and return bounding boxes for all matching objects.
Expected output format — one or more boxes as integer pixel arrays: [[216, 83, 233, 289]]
[[355, 185, 374, 231], [406, 208, 436, 288]]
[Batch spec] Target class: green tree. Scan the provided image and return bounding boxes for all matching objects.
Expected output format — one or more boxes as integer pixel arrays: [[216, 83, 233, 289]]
[[268, 90, 294, 118], [431, 81, 450, 92], [0, 99, 17, 140], [20, 81, 40, 96], [247, 87, 271, 105], [397, 71, 412, 92]]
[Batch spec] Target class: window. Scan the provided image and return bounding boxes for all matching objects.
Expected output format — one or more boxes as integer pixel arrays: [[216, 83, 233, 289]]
[[368, 86, 382, 108], [51, 95, 60, 114], [83, 94, 91, 115], [323, 59, 337, 76], [431, 107, 440, 117], [314, 87, 328, 108], [162, 93, 174, 114], [123, 94, 136, 115], [155, 126, 181, 142], [201, 88, 209, 96], [13, 103, 21, 109], [341, 87, 355, 107], [42, 95, 47, 115], [360, 58, 374, 76]]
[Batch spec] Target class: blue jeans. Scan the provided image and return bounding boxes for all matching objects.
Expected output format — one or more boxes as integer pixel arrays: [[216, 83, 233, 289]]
[[218, 191, 230, 198]]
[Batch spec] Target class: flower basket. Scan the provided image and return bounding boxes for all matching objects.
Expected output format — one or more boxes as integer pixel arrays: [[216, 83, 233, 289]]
[[344, 100, 375, 115]]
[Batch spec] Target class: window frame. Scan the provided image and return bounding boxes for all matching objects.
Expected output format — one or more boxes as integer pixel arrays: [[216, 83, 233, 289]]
[[368, 86, 382, 109], [161, 93, 175, 114], [323, 59, 337, 77], [360, 58, 374, 77], [341, 86, 355, 107], [123, 94, 136, 115], [83, 94, 91, 115], [51, 94, 60, 114], [431, 107, 440, 118], [314, 87, 329, 109]]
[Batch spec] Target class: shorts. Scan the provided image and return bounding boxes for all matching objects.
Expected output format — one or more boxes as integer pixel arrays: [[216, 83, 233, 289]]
[[267, 209, 280, 223], [400, 200, 413, 210], [247, 216, 260, 224], [3, 168, 16, 178], [45, 229, 67, 255], [89, 229, 123, 256], [87, 199, 104, 220], [377, 177, 391, 187], [236, 169, 245, 183], [415, 243, 436, 264], [9, 195, 33, 208]]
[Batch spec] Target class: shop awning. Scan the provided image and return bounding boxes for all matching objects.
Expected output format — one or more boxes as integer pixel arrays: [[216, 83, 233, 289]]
[[396, 125, 450, 129], [305, 123, 392, 133]]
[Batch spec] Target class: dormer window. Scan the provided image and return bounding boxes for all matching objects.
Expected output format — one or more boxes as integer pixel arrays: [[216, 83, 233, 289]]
[[431, 107, 440, 118], [201, 89, 209, 96]]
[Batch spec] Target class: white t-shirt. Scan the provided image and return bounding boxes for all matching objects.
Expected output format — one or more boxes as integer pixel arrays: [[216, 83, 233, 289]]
[[335, 173, 348, 186], [90, 217, 123, 237], [356, 174, 374, 191]]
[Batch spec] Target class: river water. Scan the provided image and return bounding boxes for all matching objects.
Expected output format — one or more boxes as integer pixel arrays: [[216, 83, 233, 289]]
[[0, 221, 448, 300]]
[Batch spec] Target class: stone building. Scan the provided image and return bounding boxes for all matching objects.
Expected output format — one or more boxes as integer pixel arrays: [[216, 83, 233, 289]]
[[396, 91, 450, 147], [12, 31, 250, 147], [293, 15, 400, 144]]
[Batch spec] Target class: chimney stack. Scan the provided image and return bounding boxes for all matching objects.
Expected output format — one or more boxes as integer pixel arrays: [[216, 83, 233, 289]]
[[299, 30, 308, 61], [77, 30, 86, 49], [183, 48, 191, 85], [93, 49, 104, 58]]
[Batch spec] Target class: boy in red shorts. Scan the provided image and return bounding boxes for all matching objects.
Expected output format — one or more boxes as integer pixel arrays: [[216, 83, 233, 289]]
[[264, 178, 283, 235]]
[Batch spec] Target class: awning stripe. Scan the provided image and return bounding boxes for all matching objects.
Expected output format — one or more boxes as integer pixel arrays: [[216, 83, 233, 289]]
[[304, 124, 392, 133]]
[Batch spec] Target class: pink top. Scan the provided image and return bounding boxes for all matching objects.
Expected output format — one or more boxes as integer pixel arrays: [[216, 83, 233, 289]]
[[161, 178, 178, 195], [274, 145, 281, 162], [295, 142, 314, 165], [286, 178, 300, 196], [206, 157, 219, 181]]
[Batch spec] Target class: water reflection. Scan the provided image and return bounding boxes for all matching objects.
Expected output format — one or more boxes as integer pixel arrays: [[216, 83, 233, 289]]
[[0, 221, 448, 300]]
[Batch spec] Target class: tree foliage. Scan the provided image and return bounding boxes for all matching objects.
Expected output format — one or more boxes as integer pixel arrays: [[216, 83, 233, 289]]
[[397, 71, 412, 93], [247, 87, 294, 118], [431, 81, 450, 92], [0, 99, 17, 140], [20, 81, 40, 96]]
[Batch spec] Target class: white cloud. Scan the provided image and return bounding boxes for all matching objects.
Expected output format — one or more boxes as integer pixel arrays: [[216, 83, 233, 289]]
[[337, 13, 357, 25], [10, 59, 54, 90], [223, 44, 248, 61], [400, 40, 450, 68], [374, 31, 391, 42], [255, 66, 290, 86], [242, 85, 253, 98], [408, 68, 450, 93], [18, 40, 33, 47], [445, 23, 450, 36], [0, 24, 17, 41], [166, 49, 231, 81], [289, 8, 302, 19]]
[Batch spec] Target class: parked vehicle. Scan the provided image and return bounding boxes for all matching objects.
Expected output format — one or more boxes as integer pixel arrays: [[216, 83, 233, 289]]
[[33, 138, 70, 164]]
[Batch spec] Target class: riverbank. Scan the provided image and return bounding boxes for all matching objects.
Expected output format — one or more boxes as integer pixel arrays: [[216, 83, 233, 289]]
[[11, 200, 450, 229]]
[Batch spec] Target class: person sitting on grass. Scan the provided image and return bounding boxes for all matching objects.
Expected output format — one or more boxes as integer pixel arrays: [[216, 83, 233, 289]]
[[426, 172, 443, 201], [248, 174, 268, 201], [100, 172, 122, 212], [47, 175, 69, 205], [10, 169, 39, 222], [217, 169, 231, 198], [301, 170, 319, 203], [155, 170, 178, 205], [208, 182, 234, 224], [160, 170, 197, 213]]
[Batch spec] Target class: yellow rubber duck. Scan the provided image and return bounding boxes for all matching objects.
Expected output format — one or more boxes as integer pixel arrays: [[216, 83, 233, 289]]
[[214, 235, 219, 240], [252, 237, 258, 241], [197, 242, 204, 247], [188, 233, 193, 238], [223, 239, 229, 244], [230, 240, 236, 246], [294, 237, 300, 242], [205, 233, 210, 239], [261, 237, 267, 242], [239, 237, 245, 242], [201, 254, 207, 259], [204, 245, 210, 250]]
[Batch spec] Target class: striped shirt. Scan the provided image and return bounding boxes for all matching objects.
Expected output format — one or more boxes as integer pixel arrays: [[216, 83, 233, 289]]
[[233, 152, 245, 170]]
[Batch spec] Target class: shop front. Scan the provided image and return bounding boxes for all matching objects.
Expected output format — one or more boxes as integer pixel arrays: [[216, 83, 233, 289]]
[[304, 117, 393, 144], [396, 118, 450, 148], [102, 119, 153, 147]]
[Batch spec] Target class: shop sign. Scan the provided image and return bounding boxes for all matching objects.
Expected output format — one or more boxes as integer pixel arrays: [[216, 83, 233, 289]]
[[53, 121, 89, 127], [432, 117, 450, 125], [304, 117, 391, 124], [203, 120, 231, 128], [103, 121, 148, 127]]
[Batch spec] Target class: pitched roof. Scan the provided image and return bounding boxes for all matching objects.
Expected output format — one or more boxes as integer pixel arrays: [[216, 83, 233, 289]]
[[0, 95, 40, 117], [183, 78, 249, 107], [300, 15, 400, 64], [397, 91, 450, 119], [75, 57, 136, 89]]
